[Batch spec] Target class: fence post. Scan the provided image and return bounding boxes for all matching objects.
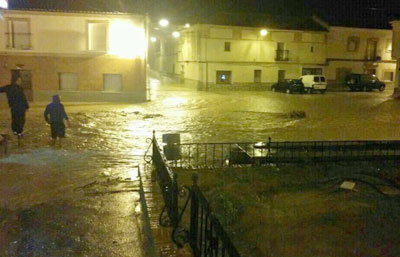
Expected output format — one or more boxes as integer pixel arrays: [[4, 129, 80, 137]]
[[190, 173, 199, 251], [171, 172, 179, 227]]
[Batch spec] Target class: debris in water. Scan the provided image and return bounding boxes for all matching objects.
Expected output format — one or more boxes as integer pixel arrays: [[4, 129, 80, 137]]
[[289, 111, 306, 119]]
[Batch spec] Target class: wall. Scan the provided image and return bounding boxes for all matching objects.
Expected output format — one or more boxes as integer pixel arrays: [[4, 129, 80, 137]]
[[0, 10, 147, 102], [175, 24, 327, 86], [327, 27, 392, 61]]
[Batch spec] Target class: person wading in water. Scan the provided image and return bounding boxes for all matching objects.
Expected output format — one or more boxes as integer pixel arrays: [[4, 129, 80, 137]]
[[0, 72, 29, 143]]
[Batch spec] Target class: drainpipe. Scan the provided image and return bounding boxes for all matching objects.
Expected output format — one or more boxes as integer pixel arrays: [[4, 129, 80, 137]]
[[391, 20, 400, 98]]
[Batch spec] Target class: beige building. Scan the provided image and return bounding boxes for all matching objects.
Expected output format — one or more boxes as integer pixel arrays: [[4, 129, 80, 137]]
[[0, 9, 148, 103], [153, 15, 328, 90], [154, 14, 396, 91], [326, 26, 395, 89]]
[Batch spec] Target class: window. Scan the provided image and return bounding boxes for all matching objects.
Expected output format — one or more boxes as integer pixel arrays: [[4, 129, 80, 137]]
[[386, 39, 392, 53], [384, 71, 394, 82], [310, 46, 314, 53], [254, 70, 261, 83], [7, 18, 31, 49], [314, 77, 320, 82], [216, 71, 232, 84], [224, 42, 231, 52], [347, 37, 359, 52], [276, 42, 289, 61], [103, 74, 122, 91], [88, 21, 108, 51], [59, 73, 78, 91]]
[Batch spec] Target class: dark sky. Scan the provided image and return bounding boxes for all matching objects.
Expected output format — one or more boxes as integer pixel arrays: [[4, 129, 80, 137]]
[[9, 0, 400, 28]]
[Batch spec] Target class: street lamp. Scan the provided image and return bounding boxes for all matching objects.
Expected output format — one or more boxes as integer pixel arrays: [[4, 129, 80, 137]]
[[185, 23, 190, 28], [159, 19, 169, 27], [260, 29, 268, 36], [172, 31, 180, 38]]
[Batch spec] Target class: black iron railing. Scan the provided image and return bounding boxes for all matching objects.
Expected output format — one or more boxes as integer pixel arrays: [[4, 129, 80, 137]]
[[168, 138, 400, 169], [151, 132, 241, 257], [152, 132, 179, 228], [189, 174, 241, 257]]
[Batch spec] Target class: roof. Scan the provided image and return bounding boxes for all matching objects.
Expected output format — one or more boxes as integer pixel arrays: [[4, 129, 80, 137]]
[[7, 0, 146, 15], [174, 12, 328, 32]]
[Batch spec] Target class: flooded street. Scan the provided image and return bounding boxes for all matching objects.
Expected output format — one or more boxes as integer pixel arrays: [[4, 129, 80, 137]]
[[0, 80, 400, 256]]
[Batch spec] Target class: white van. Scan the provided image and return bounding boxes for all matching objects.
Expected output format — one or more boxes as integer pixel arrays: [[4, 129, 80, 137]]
[[299, 75, 327, 94]]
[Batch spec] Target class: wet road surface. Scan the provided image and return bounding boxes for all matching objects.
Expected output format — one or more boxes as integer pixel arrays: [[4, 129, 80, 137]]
[[0, 80, 399, 256]]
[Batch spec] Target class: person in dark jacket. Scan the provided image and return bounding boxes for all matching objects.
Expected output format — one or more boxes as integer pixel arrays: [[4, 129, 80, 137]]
[[44, 95, 70, 146], [0, 72, 29, 137]]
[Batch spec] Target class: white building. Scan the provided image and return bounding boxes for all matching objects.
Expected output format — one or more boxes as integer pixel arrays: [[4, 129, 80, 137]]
[[152, 14, 328, 90], [153, 13, 396, 91]]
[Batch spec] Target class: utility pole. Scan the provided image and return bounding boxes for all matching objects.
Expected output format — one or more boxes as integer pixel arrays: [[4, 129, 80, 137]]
[[391, 20, 400, 98]]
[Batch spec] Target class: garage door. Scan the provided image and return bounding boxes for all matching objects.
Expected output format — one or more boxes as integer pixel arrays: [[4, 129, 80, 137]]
[[103, 74, 122, 92], [59, 73, 78, 91]]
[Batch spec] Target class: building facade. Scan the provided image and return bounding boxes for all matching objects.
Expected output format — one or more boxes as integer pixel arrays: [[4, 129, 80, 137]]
[[326, 26, 395, 90], [0, 9, 147, 103], [154, 22, 328, 90], [153, 16, 396, 91]]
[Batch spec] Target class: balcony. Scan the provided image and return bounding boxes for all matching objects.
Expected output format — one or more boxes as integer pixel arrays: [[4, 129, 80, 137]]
[[276, 50, 289, 61]]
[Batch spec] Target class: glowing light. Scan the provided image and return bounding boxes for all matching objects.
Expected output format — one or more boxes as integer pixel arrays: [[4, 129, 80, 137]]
[[109, 20, 146, 59], [260, 29, 268, 36], [150, 37, 157, 43], [185, 23, 190, 28], [172, 31, 180, 38], [159, 19, 169, 27], [0, 0, 8, 9]]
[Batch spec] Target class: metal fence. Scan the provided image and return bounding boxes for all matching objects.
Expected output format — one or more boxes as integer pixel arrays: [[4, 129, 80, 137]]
[[168, 139, 400, 169], [152, 134, 179, 228], [151, 132, 241, 257]]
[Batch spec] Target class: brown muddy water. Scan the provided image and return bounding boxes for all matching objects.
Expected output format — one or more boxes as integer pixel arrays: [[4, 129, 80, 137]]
[[0, 80, 399, 256]]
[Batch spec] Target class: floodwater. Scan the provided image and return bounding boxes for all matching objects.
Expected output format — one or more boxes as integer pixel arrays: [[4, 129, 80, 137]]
[[0, 79, 399, 256]]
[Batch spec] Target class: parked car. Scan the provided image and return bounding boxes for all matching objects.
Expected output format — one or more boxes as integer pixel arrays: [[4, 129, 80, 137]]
[[271, 79, 305, 94], [299, 75, 327, 94], [345, 73, 385, 92]]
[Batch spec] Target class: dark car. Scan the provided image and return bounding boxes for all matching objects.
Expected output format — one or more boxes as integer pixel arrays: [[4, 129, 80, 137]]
[[345, 74, 386, 92], [271, 79, 305, 94]]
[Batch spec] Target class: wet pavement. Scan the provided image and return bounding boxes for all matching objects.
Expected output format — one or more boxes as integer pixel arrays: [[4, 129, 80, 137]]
[[0, 79, 399, 256]]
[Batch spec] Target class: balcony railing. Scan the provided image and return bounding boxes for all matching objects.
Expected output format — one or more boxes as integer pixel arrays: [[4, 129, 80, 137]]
[[275, 50, 289, 61]]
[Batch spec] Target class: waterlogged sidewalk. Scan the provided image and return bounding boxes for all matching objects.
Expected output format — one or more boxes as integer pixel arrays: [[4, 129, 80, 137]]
[[0, 158, 151, 257]]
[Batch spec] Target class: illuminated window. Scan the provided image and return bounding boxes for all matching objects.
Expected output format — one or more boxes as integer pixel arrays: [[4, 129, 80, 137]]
[[347, 37, 359, 52], [216, 71, 231, 84], [88, 21, 108, 51], [59, 73, 78, 91], [103, 74, 122, 91], [224, 42, 231, 52], [7, 18, 31, 49]]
